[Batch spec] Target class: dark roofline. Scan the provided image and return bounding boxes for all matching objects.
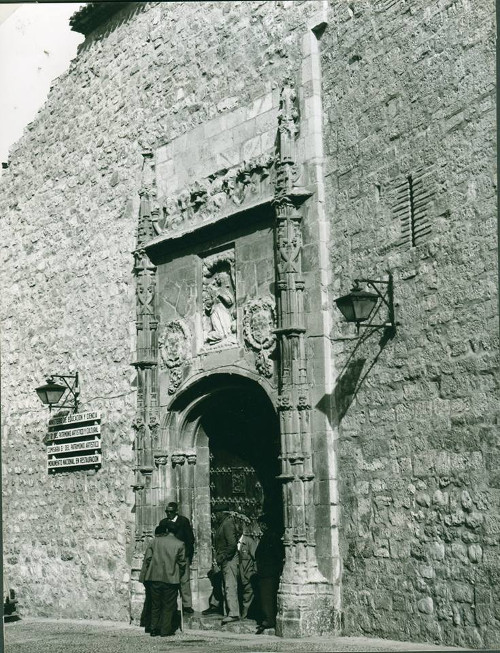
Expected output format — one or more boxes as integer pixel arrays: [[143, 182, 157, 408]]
[[70, 2, 132, 36]]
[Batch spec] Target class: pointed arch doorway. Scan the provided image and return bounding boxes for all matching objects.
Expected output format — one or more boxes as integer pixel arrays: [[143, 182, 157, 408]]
[[166, 373, 282, 612]]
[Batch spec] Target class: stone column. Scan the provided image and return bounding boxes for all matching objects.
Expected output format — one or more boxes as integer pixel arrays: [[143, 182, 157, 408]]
[[185, 452, 197, 527], [273, 80, 335, 637], [171, 452, 186, 507], [130, 150, 160, 622], [153, 451, 169, 525]]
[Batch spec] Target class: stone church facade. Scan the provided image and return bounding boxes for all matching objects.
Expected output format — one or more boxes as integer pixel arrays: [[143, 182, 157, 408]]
[[1, 1, 498, 648]]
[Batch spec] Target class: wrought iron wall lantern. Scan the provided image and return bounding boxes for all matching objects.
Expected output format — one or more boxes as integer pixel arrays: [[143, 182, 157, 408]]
[[35, 372, 80, 413], [334, 273, 396, 336]]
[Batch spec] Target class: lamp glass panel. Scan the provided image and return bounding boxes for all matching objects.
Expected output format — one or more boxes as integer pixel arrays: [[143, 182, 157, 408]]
[[335, 295, 356, 322], [36, 382, 66, 405], [352, 293, 378, 322]]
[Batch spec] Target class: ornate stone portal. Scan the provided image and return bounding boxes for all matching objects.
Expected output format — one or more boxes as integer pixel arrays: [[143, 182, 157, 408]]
[[131, 80, 336, 636]]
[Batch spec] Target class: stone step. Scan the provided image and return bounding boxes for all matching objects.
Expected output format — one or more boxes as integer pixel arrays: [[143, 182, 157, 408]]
[[183, 612, 275, 636]]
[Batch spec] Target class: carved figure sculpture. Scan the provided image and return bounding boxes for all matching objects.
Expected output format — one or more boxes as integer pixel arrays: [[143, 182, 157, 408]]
[[202, 251, 237, 347], [204, 271, 235, 343]]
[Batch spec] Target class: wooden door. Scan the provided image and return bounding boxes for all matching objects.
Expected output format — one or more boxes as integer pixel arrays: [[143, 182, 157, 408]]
[[209, 447, 264, 537]]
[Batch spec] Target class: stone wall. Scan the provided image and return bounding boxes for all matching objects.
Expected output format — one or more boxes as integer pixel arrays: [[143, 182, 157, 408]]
[[0, 0, 323, 621], [322, 0, 498, 648], [1, 0, 498, 643]]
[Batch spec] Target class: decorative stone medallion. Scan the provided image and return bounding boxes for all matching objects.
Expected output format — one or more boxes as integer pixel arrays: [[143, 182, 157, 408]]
[[159, 319, 191, 393], [243, 296, 276, 377]]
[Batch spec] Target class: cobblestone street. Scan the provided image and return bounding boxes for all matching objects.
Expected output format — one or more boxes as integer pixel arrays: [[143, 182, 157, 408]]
[[4, 618, 464, 653]]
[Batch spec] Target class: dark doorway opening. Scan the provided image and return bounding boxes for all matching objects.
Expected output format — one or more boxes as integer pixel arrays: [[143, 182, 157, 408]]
[[199, 385, 282, 535], [168, 374, 283, 615]]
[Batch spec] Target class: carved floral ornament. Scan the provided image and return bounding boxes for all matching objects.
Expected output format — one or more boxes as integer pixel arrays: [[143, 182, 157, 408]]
[[159, 319, 191, 394], [154, 455, 168, 467], [158, 154, 275, 234], [243, 297, 276, 378]]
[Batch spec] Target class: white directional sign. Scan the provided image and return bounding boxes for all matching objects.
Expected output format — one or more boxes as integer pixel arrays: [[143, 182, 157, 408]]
[[46, 410, 102, 472], [46, 424, 101, 442], [47, 439, 101, 455], [48, 453, 102, 469], [48, 411, 101, 427]]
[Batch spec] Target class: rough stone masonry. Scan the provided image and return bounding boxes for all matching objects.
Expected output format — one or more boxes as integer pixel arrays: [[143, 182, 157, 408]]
[[0, 1, 498, 649]]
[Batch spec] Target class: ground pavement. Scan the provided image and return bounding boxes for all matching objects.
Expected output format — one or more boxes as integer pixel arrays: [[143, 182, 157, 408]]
[[4, 617, 467, 653]]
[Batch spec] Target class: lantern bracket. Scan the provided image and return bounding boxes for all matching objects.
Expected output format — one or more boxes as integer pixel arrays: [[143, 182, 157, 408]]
[[335, 273, 397, 336], [354, 275, 395, 330], [41, 373, 80, 413]]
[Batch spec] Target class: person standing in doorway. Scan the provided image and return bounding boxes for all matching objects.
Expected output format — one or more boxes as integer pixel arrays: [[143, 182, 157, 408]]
[[159, 501, 195, 615], [201, 546, 224, 616], [238, 523, 259, 620], [142, 521, 186, 637], [255, 514, 284, 633], [214, 504, 243, 624]]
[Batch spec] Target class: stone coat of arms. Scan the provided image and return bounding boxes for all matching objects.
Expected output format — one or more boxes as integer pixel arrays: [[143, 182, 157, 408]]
[[243, 297, 276, 378], [159, 319, 191, 393]]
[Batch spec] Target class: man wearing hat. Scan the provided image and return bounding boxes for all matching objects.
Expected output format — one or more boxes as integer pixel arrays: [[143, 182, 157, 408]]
[[213, 503, 243, 624]]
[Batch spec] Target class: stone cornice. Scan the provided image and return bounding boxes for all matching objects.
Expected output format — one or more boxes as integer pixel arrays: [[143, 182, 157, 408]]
[[70, 2, 132, 36]]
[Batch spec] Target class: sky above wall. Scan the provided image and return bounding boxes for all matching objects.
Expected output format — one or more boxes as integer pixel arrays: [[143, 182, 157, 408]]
[[0, 3, 84, 165]]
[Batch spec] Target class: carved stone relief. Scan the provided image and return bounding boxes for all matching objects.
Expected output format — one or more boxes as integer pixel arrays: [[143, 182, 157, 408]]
[[277, 82, 299, 161], [159, 319, 191, 394], [202, 250, 237, 348], [276, 217, 302, 275], [243, 297, 276, 378], [135, 250, 156, 318], [157, 154, 275, 236], [275, 78, 301, 200], [148, 414, 160, 446]]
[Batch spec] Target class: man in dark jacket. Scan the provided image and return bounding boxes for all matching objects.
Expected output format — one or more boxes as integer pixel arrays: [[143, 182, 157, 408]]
[[214, 505, 242, 624], [159, 501, 195, 614], [138, 526, 161, 633], [142, 521, 186, 637], [255, 514, 284, 633]]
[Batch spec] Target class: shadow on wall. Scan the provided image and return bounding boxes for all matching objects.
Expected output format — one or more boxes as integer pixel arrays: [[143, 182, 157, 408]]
[[316, 326, 395, 429]]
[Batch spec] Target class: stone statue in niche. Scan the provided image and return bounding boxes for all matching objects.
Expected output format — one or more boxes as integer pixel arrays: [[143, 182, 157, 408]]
[[202, 251, 237, 347]]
